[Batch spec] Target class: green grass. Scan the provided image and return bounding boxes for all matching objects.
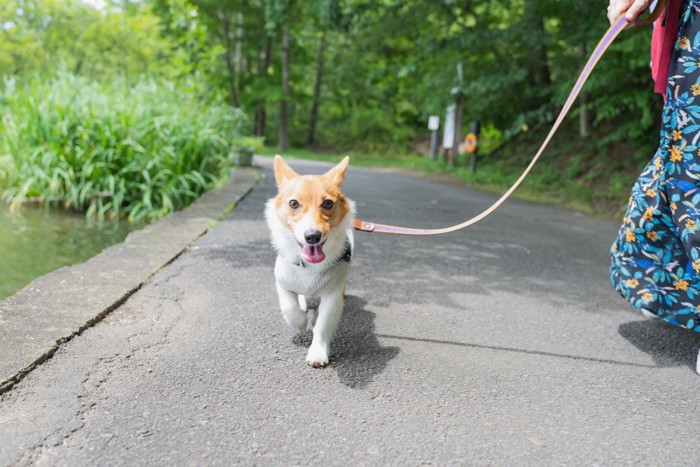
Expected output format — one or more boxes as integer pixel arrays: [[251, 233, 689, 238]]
[[0, 72, 252, 221]]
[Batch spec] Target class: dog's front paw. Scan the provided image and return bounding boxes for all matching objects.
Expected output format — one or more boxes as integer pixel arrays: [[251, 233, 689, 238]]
[[288, 315, 308, 335], [281, 306, 307, 334], [306, 345, 330, 368], [298, 295, 308, 312]]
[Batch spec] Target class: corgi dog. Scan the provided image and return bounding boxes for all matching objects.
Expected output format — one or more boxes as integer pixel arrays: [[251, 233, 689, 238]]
[[265, 156, 355, 367]]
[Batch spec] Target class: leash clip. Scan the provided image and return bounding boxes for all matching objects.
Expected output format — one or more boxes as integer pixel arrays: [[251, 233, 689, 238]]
[[352, 219, 377, 232], [353, 220, 376, 232]]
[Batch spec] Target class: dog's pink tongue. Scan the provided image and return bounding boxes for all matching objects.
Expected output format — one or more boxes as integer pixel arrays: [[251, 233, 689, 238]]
[[302, 244, 326, 264]]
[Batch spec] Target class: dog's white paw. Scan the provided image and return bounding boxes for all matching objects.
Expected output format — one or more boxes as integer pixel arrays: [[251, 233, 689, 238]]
[[306, 345, 329, 368], [298, 295, 308, 312], [282, 307, 307, 334], [289, 315, 307, 334]]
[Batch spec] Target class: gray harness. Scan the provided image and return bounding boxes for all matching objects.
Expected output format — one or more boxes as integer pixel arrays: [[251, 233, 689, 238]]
[[274, 241, 352, 297]]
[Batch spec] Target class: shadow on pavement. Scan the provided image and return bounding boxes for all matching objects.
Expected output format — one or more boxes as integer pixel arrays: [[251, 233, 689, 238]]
[[619, 319, 700, 372], [294, 295, 400, 389]]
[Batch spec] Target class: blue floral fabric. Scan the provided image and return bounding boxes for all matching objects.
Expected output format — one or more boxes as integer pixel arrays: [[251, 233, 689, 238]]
[[611, 0, 700, 332]]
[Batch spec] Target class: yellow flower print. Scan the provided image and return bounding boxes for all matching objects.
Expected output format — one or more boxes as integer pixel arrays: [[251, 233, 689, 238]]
[[647, 231, 658, 241], [626, 279, 639, 288], [674, 280, 689, 291], [670, 146, 683, 162], [625, 228, 636, 242], [643, 207, 655, 220], [686, 219, 697, 231], [672, 129, 684, 140], [641, 292, 654, 302], [693, 83, 700, 96], [693, 261, 700, 273], [655, 157, 662, 169], [678, 36, 690, 49], [671, 202, 678, 214]]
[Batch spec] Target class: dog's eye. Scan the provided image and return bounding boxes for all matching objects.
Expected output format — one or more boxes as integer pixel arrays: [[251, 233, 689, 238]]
[[322, 199, 334, 210], [289, 199, 300, 209]]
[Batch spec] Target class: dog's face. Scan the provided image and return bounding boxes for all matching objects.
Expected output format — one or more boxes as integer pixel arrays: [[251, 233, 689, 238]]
[[272, 155, 350, 264]]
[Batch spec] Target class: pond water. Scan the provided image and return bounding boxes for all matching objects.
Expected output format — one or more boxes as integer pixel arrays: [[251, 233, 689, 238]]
[[0, 207, 142, 300]]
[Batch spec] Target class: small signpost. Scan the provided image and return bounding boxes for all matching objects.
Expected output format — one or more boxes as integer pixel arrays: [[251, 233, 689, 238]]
[[442, 104, 455, 164], [442, 105, 455, 149], [439, 63, 465, 166], [428, 115, 440, 161]]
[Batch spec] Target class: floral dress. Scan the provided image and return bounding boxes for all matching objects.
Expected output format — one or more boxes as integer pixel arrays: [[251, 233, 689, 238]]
[[611, 0, 700, 332]]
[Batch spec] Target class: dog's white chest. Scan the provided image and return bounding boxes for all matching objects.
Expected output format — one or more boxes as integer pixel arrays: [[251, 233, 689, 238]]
[[274, 256, 350, 297]]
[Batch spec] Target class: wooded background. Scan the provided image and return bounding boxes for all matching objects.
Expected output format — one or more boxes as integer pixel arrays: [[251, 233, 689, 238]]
[[1, 0, 661, 152]]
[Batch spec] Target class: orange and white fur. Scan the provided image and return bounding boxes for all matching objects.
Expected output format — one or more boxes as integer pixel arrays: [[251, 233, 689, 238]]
[[265, 156, 354, 367]]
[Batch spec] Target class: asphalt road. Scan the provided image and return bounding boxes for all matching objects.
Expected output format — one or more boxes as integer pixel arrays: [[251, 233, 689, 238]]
[[1, 156, 699, 465]]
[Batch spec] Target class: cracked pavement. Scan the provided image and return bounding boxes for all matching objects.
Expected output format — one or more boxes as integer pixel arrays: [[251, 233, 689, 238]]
[[1, 156, 699, 465]]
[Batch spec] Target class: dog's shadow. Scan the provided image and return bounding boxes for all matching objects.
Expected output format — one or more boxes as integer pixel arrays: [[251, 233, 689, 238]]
[[619, 319, 700, 372], [294, 295, 400, 389]]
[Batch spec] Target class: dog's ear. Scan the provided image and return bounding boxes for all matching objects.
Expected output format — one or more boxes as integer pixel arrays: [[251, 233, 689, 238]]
[[273, 155, 298, 186], [324, 156, 349, 186]]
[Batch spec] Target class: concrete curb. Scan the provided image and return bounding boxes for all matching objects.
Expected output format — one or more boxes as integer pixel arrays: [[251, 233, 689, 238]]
[[0, 167, 258, 394]]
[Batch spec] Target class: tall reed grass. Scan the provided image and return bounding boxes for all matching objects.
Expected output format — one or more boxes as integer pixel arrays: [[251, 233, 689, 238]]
[[0, 72, 249, 221]]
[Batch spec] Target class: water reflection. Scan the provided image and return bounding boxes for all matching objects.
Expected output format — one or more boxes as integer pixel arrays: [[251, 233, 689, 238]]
[[0, 207, 142, 300]]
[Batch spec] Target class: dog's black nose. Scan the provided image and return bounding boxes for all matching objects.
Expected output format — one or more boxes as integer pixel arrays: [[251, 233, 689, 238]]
[[304, 230, 322, 245]]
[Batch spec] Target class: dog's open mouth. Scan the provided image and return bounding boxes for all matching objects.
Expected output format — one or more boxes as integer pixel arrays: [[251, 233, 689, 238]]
[[298, 241, 326, 264]]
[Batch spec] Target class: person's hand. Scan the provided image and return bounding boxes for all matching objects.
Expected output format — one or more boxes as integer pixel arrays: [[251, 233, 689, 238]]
[[607, 0, 653, 25]]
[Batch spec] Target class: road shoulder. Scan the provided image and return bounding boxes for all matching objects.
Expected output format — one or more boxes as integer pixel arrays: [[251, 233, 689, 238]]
[[0, 167, 258, 394]]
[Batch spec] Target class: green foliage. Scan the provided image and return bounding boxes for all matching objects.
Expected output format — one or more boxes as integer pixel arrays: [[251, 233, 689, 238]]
[[1, 0, 179, 79], [0, 1, 42, 74], [0, 0, 668, 218], [0, 72, 249, 221], [3, 0, 663, 156], [143, 0, 663, 161]]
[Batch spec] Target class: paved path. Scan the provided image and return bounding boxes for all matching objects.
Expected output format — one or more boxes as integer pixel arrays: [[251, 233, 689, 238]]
[[1, 156, 699, 465]]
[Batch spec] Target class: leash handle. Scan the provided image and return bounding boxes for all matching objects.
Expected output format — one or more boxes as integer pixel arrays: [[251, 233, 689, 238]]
[[636, 0, 667, 25], [353, 1, 666, 236]]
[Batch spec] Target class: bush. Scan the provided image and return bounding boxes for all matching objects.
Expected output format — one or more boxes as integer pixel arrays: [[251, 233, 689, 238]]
[[0, 72, 249, 221]]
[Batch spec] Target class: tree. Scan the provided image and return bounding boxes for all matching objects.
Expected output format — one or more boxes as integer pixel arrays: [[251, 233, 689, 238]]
[[262, 0, 293, 151], [306, 0, 337, 146], [279, 20, 290, 151], [307, 29, 326, 147], [254, 15, 273, 137], [2, 0, 176, 79], [145, 0, 660, 155], [0, 0, 43, 74]]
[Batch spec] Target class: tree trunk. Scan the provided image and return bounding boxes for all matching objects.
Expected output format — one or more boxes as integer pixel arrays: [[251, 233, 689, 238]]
[[220, 11, 240, 108], [578, 44, 590, 138], [278, 24, 290, 152], [234, 12, 244, 100], [523, 0, 551, 88], [307, 31, 326, 146], [255, 37, 273, 137], [578, 0, 591, 138]]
